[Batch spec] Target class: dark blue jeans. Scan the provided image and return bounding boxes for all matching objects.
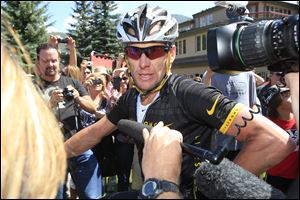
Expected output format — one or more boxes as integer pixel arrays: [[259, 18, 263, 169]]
[[68, 149, 102, 199]]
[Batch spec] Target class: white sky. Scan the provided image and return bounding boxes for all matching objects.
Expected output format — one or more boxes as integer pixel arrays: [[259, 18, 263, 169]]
[[46, 1, 216, 32], [45, 1, 298, 33]]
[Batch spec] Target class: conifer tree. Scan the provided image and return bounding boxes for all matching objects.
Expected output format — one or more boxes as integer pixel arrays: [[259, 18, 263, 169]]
[[90, 1, 121, 57], [1, 1, 53, 73], [68, 1, 122, 60], [68, 1, 93, 59]]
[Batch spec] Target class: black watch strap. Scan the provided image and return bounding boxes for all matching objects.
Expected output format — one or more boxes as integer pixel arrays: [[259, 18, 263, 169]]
[[139, 178, 180, 199], [160, 179, 180, 193]]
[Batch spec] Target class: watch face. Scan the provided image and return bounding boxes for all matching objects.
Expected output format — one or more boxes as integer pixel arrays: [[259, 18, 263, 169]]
[[143, 181, 157, 195]]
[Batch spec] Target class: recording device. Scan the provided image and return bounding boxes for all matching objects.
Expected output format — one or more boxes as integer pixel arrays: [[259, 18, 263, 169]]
[[62, 87, 74, 101], [57, 37, 68, 43], [117, 119, 232, 164], [113, 77, 121, 90], [195, 157, 286, 199], [117, 119, 286, 198], [207, 1, 299, 73], [92, 78, 103, 85], [85, 61, 93, 73]]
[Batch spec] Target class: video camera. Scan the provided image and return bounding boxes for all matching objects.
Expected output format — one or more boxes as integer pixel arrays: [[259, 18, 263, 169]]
[[207, 1, 299, 73]]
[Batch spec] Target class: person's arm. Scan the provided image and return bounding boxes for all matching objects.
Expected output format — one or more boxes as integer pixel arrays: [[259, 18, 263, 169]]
[[142, 122, 182, 199], [284, 72, 299, 131], [67, 37, 77, 67], [76, 95, 96, 114], [65, 84, 96, 113], [64, 116, 117, 157], [252, 71, 265, 87], [226, 105, 296, 176], [202, 68, 214, 86], [48, 35, 59, 47]]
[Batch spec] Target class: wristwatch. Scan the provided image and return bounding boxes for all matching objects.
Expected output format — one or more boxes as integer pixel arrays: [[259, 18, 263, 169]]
[[139, 178, 180, 199]]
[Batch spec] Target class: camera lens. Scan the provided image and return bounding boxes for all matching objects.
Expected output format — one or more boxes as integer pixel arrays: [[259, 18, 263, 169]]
[[237, 15, 299, 68], [207, 14, 299, 72]]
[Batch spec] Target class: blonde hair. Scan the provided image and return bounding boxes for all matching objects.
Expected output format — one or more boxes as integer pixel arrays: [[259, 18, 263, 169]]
[[1, 41, 67, 198], [64, 65, 81, 81]]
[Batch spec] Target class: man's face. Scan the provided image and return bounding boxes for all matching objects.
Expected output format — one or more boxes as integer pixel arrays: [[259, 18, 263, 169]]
[[125, 42, 176, 91], [37, 48, 60, 81]]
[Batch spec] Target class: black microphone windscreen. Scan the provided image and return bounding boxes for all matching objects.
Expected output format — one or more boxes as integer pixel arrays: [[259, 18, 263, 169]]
[[117, 119, 152, 145], [194, 158, 286, 199]]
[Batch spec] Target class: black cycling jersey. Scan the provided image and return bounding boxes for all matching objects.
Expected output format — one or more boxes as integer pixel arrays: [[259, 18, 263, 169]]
[[107, 74, 242, 196]]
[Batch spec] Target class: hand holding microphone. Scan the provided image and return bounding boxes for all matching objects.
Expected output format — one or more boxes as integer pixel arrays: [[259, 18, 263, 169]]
[[141, 121, 182, 184], [117, 119, 286, 199]]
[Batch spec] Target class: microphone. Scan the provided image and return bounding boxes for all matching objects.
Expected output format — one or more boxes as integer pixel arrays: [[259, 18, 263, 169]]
[[117, 119, 229, 164], [194, 158, 286, 199], [117, 119, 150, 145]]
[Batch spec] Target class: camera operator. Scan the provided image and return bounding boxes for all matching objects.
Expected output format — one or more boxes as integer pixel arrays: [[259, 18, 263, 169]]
[[35, 42, 103, 199]]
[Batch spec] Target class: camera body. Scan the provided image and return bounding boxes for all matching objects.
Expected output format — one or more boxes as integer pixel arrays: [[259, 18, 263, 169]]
[[62, 87, 74, 101], [207, 4, 299, 73], [112, 77, 121, 90], [92, 78, 103, 85], [57, 37, 68, 43]]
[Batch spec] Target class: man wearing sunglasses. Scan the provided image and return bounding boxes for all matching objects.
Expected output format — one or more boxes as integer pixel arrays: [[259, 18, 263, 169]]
[[65, 4, 296, 199]]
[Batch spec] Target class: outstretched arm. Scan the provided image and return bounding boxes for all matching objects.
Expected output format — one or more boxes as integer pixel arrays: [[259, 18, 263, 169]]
[[226, 105, 296, 176], [64, 116, 117, 157], [67, 36, 77, 67]]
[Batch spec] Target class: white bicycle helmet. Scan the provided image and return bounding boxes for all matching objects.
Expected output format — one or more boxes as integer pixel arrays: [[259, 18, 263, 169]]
[[116, 4, 178, 45]]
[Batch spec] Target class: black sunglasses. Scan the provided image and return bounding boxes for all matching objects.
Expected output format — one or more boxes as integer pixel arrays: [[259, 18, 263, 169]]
[[125, 46, 170, 60]]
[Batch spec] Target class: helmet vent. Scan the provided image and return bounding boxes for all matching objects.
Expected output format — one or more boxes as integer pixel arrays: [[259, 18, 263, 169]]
[[149, 21, 164, 36], [123, 22, 136, 38], [165, 24, 177, 36]]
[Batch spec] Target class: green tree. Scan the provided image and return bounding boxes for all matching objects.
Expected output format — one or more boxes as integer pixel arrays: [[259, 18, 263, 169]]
[[90, 1, 121, 57], [68, 1, 122, 61], [68, 1, 93, 59], [1, 1, 53, 73]]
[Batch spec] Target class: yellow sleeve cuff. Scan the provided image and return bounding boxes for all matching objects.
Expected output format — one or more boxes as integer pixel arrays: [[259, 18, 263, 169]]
[[219, 103, 244, 134]]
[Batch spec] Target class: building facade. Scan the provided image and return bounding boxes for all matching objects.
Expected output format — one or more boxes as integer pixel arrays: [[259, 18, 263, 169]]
[[172, 1, 298, 79]]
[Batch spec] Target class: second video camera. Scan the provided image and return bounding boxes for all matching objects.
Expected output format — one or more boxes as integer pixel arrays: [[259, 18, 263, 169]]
[[207, 3, 299, 73]]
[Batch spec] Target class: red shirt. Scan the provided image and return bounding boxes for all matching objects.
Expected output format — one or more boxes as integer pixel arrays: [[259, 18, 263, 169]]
[[267, 117, 299, 179]]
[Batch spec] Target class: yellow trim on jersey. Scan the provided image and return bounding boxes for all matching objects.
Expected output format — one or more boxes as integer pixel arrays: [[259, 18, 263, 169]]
[[219, 103, 243, 134]]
